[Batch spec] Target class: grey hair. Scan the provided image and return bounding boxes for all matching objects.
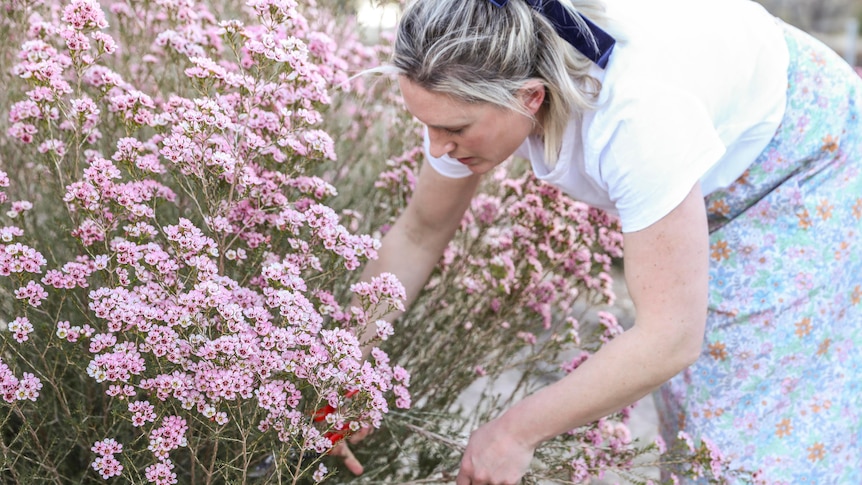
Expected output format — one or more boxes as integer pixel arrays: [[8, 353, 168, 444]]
[[382, 0, 610, 168]]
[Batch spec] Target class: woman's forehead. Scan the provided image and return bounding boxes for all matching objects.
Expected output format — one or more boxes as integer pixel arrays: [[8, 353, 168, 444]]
[[398, 77, 480, 123]]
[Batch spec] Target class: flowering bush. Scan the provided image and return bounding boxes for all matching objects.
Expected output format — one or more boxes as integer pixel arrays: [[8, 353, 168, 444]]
[[0, 0, 409, 482], [0, 0, 757, 483]]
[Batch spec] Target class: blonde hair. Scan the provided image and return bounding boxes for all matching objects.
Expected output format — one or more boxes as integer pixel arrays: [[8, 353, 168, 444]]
[[386, 0, 609, 167]]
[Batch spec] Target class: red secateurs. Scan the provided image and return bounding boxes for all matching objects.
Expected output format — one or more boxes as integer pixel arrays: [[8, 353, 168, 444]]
[[311, 389, 359, 444]]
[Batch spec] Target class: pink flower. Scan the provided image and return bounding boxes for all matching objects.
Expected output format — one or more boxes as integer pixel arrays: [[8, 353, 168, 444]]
[[14, 280, 48, 307], [654, 434, 667, 454], [129, 400, 157, 427], [15, 372, 42, 401], [92, 438, 123, 456], [0, 226, 23, 242], [701, 436, 726, 479], [8, 317, 34, 343], [145, 460, 177, 485], [86, 342, 146, 383], [62, 0, 108, 31], [91, 31, 117, 54], [375, 320, 393, 340], [92, 454, 123, 479], [312, 463, 328, 482], [7, 201, 33, 218], [37, 139, 67, 157], [147, 415, 188, 460], [598, 311, 623, 342]]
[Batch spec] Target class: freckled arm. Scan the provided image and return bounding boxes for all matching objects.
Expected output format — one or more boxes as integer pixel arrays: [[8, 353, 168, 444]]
[[496, 183, 709, 446]]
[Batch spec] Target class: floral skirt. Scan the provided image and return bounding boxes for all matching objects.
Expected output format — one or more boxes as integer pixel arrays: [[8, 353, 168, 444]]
[[655, 24, 862, 484]]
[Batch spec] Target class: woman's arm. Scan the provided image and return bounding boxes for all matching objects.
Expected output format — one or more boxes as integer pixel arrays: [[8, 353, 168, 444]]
[[456, 182, 709, 485], [362, 164, 480, 308], [356, 162, 481, 351], [337, 162, 481, 475]]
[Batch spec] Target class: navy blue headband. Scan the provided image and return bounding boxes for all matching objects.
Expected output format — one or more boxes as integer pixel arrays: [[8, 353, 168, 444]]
[[487, 0, 615, 69]]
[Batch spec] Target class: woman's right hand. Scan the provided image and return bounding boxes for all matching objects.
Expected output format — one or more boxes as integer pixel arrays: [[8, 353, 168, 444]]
[[343, 162, 482, 471], [330, 426, 373, 475]]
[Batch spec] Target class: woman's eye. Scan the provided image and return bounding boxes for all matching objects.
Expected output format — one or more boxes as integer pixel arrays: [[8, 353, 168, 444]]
[[444, 127, 464, 135]]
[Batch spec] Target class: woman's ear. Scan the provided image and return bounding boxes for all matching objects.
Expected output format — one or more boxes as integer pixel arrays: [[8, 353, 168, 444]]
[[519, 80, 546, 115]]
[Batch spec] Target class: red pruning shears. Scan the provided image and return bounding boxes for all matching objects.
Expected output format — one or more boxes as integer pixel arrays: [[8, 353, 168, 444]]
[[312, 389, 359, 444]]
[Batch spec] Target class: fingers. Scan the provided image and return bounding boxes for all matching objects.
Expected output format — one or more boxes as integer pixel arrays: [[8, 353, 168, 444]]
[[455, 471, 470, 485], [348, 426, 372, 445], [331, 442, 364, 476], [340, 444, 365, 476], [455, 460, 472, 485]]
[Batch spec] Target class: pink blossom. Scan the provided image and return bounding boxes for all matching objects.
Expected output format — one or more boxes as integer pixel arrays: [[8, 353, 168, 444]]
[[92, 437, 123, 456], [654, 434, 667, 454], [7, 123, 38, 143], [60, 27, 91, 52], [14, 280, 48, 306], [82, 65, 124, 90], [129, 400, 157, 427], [9, 100, 41, 123], [350, 272, 405, 313], [598, 311, 623, 342], [37, 139, 67, 157], [91, 454, 123, 479], [7, 201, 33, 218], [16, 372, 43, 401], [8, 317, 34, 343], [516, 331, 537, 345], [562, 352, 590, 374], [701, 436, 726, 479], [0, 226, 24, 242], [91, 31, 117, 54], [375, 320, 394, 340], [62, 0, 108, 31], [147, 415, 188, 460], [570, 457, 590, 483], [145, 460, 177, 485], [106, 384, 135, 398], [89, 333, 117, 353], [86, 342, 146, 383], [312, 463, 328, 482]]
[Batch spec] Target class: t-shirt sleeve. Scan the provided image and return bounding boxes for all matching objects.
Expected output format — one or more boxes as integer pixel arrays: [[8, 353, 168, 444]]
[[591, 85, 726, 232], [422, 126, 473, 178]]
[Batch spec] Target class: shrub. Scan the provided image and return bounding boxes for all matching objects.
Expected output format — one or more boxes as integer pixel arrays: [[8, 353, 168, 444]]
[[0, 0, 407, 482]]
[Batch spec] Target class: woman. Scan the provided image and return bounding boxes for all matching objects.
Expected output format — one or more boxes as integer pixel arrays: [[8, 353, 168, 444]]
[[343, 0, 862, 483]]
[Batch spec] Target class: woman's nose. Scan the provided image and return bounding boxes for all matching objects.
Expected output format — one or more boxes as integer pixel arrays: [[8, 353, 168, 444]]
[[428, 131, 455, 158]]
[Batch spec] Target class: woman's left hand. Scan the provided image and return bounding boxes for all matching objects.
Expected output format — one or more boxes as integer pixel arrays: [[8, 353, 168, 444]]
[[455, 415, 535, 485]]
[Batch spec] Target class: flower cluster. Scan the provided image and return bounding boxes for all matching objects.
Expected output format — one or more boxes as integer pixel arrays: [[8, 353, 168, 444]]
[[7, 316, 34, 343], [0, 357, 42, 402], [565, 414, 639, 483], [91, 438, 123, 479], [129, 401, 156, 427], [648, 431, 767, 485], [0, 243, 47, 275], [0, 0, 409, 482]]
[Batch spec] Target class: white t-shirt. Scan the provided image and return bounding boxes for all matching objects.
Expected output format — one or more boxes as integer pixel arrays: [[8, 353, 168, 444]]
[[424, 0, 790, 232]]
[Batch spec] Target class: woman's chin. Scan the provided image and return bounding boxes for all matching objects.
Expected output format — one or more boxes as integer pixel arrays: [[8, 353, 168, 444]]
[[466, 163, 492, 175]]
